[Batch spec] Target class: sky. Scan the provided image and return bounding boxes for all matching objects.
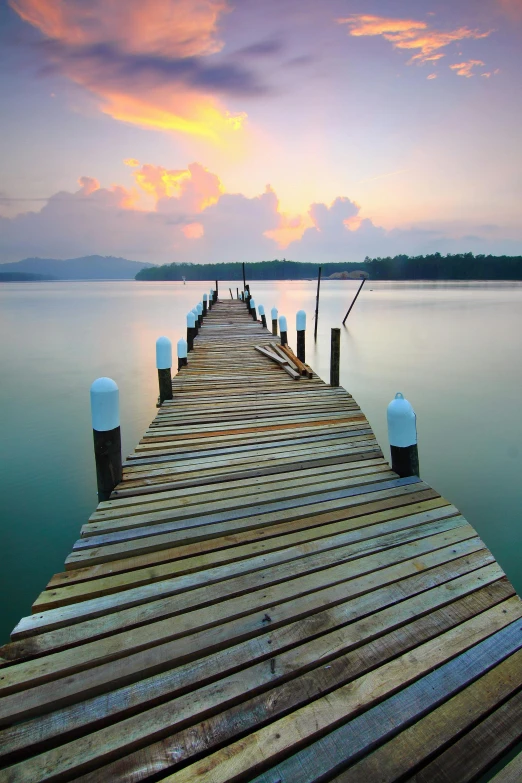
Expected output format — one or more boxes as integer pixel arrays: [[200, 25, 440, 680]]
[[0, 0, 521, 264]]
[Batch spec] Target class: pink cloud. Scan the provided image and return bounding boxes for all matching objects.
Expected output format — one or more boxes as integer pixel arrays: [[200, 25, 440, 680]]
[[449, 60, 485, 77], [8, 0, 248, 141], [338, 14, 492, 67]]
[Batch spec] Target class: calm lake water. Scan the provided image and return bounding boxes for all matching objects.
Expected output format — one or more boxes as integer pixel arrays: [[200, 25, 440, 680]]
[[1, 280, 521, 644]]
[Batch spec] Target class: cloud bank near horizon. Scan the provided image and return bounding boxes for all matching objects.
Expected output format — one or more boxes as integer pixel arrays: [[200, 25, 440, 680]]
[[1, 161, 520, 264]]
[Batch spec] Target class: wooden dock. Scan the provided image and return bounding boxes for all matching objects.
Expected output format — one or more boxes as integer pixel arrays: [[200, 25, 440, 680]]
[[1, 298, 521, 782]]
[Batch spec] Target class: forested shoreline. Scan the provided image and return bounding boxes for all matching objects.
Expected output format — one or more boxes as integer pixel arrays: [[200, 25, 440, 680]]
[[135, 253, 522, 281]]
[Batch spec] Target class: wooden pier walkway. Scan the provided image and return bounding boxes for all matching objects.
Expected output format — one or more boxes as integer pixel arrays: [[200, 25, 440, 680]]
[[1, 298, 521, 782]]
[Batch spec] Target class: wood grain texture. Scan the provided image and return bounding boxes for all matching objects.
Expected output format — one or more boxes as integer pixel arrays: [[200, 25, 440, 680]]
[[1, 299, 520, 783]]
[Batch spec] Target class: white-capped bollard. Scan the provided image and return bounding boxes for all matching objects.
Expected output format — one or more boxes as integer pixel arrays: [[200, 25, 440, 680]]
[[271, 307, 278, 336], [177, 337, 188, 370], [250, 298, 257, 321], [192, 307, 199, 334], [186, 311, 196, 351], [196, 302, 203, 327], [90, 377, 122, 501], [209, 289, 214, 310], [258, 304, 267, 328], [203, 292, 208, 316], [279, 315, 288, 346], [156, 336, 173, 404], [387, 392, 420, 477], [296, 310, 306, 362]]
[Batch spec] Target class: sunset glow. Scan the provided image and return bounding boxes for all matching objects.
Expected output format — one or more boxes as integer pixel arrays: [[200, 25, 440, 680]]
[[1, 0, 521, 263]]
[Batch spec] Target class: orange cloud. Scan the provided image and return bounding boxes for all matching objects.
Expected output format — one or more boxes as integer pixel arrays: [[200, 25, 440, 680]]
[[9, 0, 247, 142], [124, 158, 140, 167], [182, 222, 205, 239], [133, 161, 223, 211], [338, 14, 492, 66], [101, 91, 246, 141], [449, 60, 485, 77]]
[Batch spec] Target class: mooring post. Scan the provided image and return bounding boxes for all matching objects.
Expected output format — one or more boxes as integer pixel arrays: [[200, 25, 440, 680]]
[[314, 265, 322, 340], [250, 298, 257, 321], [192, 308, 199, 334], [258, 304, 267, 328], [236, 287, 239, 299], [245, 288, 251, 310], [240, 290, 244, 301], [271, 307, 278, 335], [196, 302, 203, 327], [296, 310, 306, 362], [330, 328, 340, 387], [209, 289, 213, 310], [387, 393, 420, 477], [229, 288, 233, 299], [186, 311, 196, 351], [90, 377, 122, 502], [214, 280, 218, 302], [279, 315, 288, 346], [242, 261, 246, 291], [156, 336, 173, 404], [177, 338, 188, 371], [202, 293, 208, 316]]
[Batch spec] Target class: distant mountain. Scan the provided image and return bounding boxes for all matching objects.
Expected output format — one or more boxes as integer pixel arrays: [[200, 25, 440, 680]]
[[0, 256, 155, 280]]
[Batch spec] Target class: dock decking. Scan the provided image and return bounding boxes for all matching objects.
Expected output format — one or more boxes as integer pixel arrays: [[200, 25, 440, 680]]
[[1, 298, 521, 782]]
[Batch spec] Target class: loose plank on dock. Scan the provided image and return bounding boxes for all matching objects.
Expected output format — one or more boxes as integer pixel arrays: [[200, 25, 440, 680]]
[[1, 299, 521, 783]]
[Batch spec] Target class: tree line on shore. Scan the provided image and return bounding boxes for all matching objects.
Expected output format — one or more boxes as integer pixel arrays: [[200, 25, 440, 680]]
[[135, 253, 522, 281]]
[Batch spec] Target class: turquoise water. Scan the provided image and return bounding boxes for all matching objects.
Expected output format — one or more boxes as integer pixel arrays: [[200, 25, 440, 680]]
[[1, 279, 521, 642]]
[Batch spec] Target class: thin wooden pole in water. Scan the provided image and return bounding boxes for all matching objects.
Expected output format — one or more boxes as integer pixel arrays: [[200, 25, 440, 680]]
[[242, 262, 246, 291], [342, 278, 366, 325], [314, 266, 322, 340]]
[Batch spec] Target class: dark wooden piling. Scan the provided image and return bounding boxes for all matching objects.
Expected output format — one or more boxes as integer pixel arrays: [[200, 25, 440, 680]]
[[158, 368, 173, 403], [92, 427, 122, 502], [297, 330, 305, 362], [314, 265, 322, 340], [330, 327, 340, 386]]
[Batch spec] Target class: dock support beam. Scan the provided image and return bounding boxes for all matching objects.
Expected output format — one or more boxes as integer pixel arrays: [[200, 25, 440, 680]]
[[258, 304, 267, 328], [156, 336, 173, 404], [177, 338, 188, 371], [296, 310, 306, 362], [388, 393, 420, 477], [279, 315, 288, 346], [330, 328, 340, 387], [250, 299, 257, 321], [90, 377, 122, 502]]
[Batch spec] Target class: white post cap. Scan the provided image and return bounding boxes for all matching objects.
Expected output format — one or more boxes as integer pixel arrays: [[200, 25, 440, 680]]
[[191, 307, 198, 316], [387, 392, 417, 447], [90, 377, 120, 432], [271, 307, 278, 319], [258, 304, 265, 315], [296, 310, 306, 331], [177, 338, 188, 358], [250, 299, 256, 309], [279, 315, 288, 331], [156, 336, 172, 370], [210, 288, 214, 295], [203, 293, 208, 301], [187, 311, 196, 327], [197, 302, 203, 314]]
